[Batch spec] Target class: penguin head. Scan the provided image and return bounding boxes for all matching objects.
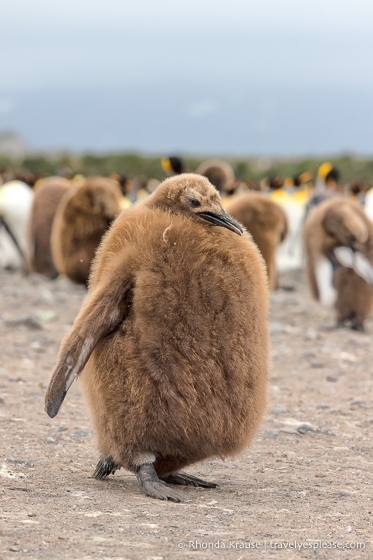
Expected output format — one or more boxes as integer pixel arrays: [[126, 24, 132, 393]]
[[268, 176, 284, 191], [161, 156, 184, 175], [323, 201, 369, 249], [148, 173, 243, 236], [318, 162, 333, 180]]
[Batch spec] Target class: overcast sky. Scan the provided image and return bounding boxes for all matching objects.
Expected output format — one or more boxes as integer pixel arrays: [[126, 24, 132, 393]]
[[1, 0, 373, 154]]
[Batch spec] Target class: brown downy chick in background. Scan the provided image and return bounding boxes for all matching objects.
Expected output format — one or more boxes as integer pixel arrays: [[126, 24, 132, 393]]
[[51, 177, 121, 285], [225, 193, 288, 290], [45, 174, 269, 503], [26, 177, 72, 279], [303, 197, 373, 330]]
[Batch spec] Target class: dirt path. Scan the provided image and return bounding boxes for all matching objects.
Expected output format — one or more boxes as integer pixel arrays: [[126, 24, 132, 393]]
[[0, 269, 372, 559]]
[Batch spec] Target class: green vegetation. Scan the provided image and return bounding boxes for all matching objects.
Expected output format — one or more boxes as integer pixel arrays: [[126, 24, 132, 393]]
[[2, 152, 373, 184]]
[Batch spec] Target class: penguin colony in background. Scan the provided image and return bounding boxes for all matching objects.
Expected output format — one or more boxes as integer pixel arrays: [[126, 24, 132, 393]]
[[51, 177, 121, 285], [303, 197, 373, 330], [225, 193, 288, 290], [26, 177, 71, 278], [45, 174, 269, 502]]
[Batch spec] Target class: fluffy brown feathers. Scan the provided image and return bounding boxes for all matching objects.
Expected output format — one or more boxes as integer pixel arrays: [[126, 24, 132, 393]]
[[225, 193, 288, 290], [26, 177, 72, 278], [51, 177, 121, 284], [303, 197, 373, 330], [45, 174, 269, 501]]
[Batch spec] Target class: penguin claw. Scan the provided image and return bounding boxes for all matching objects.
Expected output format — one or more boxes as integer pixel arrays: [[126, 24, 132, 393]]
[[141, 480, 183, 502], [93, 457, 119, 479], [162, 471, 218, 488]]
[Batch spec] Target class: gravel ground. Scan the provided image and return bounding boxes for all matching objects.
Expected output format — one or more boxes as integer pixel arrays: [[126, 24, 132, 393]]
[[0, 268, 372, 559]]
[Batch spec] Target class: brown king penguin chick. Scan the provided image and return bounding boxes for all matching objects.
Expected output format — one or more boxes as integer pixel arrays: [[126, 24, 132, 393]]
[[51, 177, 121, 285], [45, 174, 269, 503], [303, 197, 373, 331], [26, 177, 72, 278], [225, 193, 288, 290]]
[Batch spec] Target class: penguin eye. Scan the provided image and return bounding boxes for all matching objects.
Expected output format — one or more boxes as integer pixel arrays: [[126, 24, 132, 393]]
[[188, 198, 201, 208]]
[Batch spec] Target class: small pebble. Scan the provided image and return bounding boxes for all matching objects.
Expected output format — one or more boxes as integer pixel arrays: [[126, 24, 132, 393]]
[[311, 362, 324, 369], [280, 428, 299, 435], [297, 423, 317, 434], [340, 492, 351, 497], [6, 459, 34, 467], [264, 430, 279, 437], [320, 427, 332, 434], [28, 513, 36, 517], [0, 397, 5, 405], [282, 450, 296, 458], [46, 437, 56, 444], [326, 376, 338, 382], [315, 403, 329, 409], [71, 429, 90, 437], [270, 406, 289, 415], [339, 352, 358, 363], [9, 546, 20, 552], [57, 425, 68, 432], [350, 399, 367, 408]]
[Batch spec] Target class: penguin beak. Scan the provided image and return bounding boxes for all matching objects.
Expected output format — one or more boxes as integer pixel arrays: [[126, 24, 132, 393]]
[[197, 210, 243, 236]]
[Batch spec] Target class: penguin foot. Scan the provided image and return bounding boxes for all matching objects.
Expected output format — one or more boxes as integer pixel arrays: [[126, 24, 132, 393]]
[[135, 463, 183, 502], [162, 471, 218, 488], [93, 457, 120, 479], [350, 320, 365, 332]]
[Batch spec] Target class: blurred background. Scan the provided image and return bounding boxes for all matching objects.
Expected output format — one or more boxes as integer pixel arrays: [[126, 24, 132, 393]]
[[1, 0, 373, 178]]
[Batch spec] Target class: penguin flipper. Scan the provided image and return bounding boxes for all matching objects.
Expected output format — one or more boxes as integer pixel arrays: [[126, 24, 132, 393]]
[[45, 276, 133, 418], [334, 246, 373, 285], [93, 457, 120, 479]]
